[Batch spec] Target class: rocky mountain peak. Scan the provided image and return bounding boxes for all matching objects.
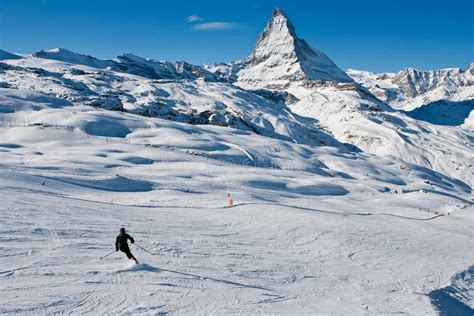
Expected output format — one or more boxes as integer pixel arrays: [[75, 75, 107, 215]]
[[237, 7, 353, 89], [248, 8, 299, 65]]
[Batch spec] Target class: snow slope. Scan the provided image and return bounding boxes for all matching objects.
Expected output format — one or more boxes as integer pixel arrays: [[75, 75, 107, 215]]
[[0, 56, 342, 147], [0, 88, 473, 314], [404, 99, 474, 126], [429, 265, 474, 314], [287, 85, 474, 187], [1, 185, 473, 314]]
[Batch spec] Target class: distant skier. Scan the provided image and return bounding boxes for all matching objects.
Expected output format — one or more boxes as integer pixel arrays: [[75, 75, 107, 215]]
[[115, 227, 138, 264]]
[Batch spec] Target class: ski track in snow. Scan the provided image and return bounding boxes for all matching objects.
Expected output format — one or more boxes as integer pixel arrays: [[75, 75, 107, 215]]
[[0, 184, 448, 221]]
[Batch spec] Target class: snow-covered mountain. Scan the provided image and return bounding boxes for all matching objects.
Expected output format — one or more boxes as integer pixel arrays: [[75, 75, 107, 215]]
[[33, 48, 224, 82], [348, 64, 474, 110], [1, 86, 473, 314], [0, 51, 343, 147], [206, 8, 353, 90], [204, 61, 243, 82], [0, 49, 22, 61], [237, 7, 353, 89], [1, 8, 473, 187], [217, 9, 473, 186]]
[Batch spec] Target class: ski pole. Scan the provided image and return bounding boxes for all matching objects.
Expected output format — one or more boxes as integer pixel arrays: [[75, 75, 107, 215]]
[[100, 250, 116, 260], [134, 243, 154, 255]]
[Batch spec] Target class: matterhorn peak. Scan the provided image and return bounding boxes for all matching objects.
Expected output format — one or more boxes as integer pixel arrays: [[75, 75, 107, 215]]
[[271, 6, 291, 22], [237, 7, 353, 89], [250, 7, 297, 64], [271, 6, 290, 23], [272, 6, 284, 16]]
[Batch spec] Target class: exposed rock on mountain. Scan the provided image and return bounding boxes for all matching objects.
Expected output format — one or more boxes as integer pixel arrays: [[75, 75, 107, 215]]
[[348, 64, 474, 109], [236, 7, 353, 90]]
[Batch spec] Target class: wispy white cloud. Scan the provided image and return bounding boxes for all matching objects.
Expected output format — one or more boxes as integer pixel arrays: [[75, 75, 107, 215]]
[[186, 15, 204, 23], [193, 22, 241, 30]]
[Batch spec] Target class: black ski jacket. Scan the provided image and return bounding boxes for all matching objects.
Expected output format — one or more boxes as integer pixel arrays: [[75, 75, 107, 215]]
[[116, 233, 134, 251]]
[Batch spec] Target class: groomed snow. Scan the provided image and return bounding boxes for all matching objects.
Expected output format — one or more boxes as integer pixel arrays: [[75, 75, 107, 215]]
[[1, 184, 473, 314]]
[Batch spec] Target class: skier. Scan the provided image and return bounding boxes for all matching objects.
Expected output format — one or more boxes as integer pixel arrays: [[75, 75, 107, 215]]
[[115, 227, 138, 264]]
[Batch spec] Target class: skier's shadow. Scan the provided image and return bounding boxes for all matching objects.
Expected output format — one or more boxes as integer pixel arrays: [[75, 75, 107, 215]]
[[134, 264, 272, 291]]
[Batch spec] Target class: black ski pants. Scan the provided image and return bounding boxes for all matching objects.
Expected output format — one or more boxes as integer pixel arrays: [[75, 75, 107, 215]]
[[120, 247, 137, 261]]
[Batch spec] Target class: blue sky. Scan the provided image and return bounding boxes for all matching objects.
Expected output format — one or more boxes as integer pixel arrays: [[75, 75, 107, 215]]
[[1, 0, 473, 72]]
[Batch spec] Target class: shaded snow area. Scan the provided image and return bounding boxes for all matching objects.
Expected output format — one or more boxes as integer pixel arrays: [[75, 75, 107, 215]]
[[429, 266, 474, 315], [0, 88, 473, 314]]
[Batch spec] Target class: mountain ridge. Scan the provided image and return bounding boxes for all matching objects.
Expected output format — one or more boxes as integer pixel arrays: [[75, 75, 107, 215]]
[[348, 63, 474, 110]]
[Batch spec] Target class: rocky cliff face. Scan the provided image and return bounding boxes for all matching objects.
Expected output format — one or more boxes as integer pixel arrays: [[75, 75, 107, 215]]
[[393, 65, 473, 98]]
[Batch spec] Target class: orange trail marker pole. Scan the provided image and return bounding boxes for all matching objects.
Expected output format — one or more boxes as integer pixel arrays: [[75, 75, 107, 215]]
[[227, 193, 234, 207]]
